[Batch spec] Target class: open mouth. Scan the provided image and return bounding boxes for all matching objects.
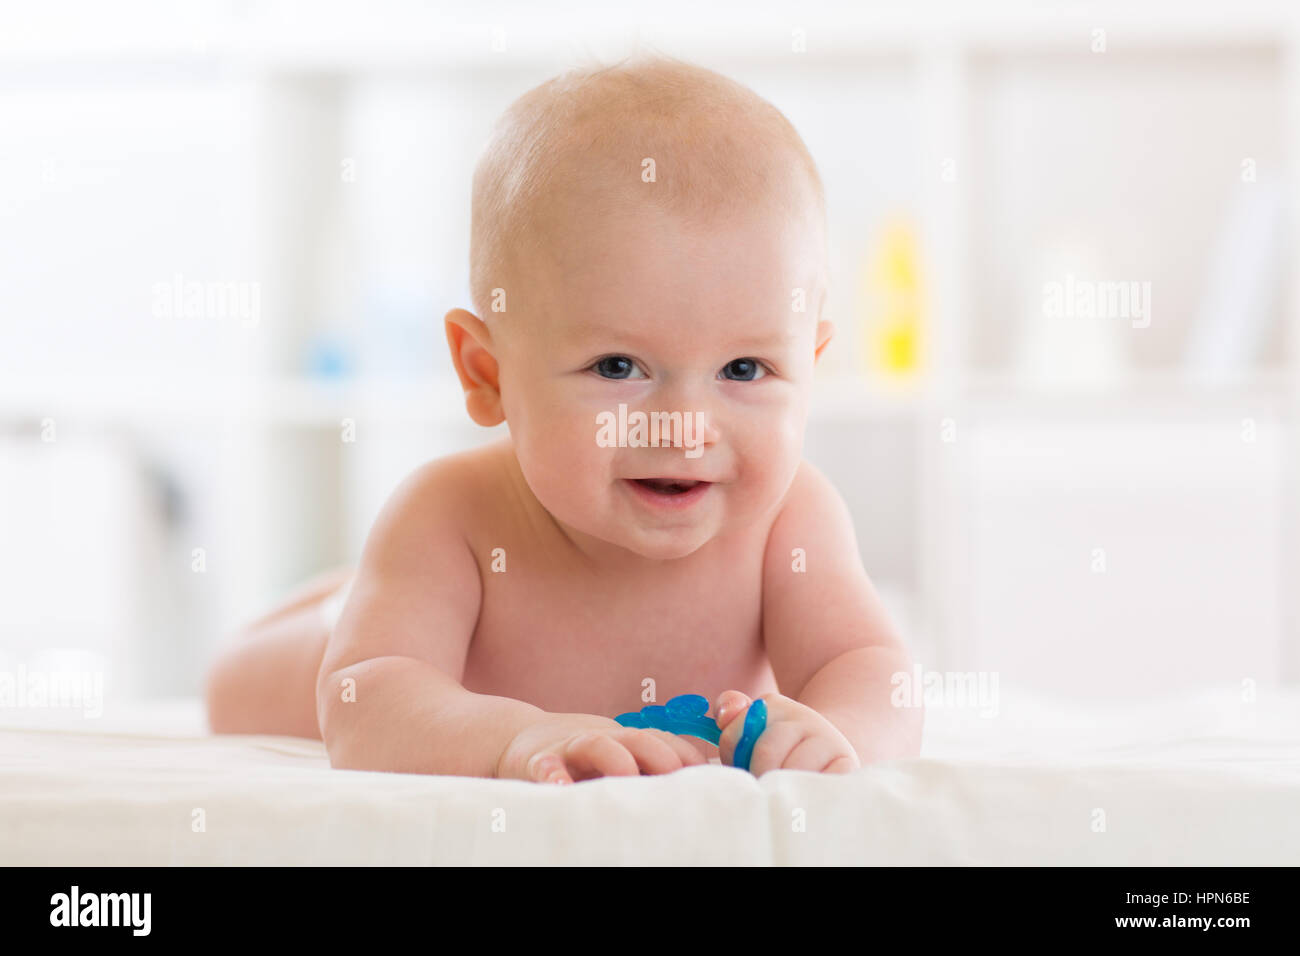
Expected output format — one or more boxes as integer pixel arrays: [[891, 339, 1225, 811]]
[[631, 477, 707, 496]]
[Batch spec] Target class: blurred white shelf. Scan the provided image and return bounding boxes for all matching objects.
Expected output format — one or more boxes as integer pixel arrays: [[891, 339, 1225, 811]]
[[957, 368, 1295, 413], [0, 376, 469, 428], [1, 1, 1294, 71], [809, 374, 929, 420]]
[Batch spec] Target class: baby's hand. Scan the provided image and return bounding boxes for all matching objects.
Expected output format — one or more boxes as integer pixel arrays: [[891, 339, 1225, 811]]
[[496, 713, 707, 784], [714, 690, 860, 775]]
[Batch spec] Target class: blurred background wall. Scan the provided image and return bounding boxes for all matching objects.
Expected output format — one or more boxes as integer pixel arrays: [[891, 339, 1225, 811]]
[[1, 0, 1295, 705]]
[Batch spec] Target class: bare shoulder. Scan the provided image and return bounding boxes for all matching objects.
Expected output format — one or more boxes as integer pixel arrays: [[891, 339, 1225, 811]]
[[393, 436, 514, 512], [323, 437, 514, 679], [781, 458, 844, 509], [762, 458, 859, 568], [361, 436, 515, 574]]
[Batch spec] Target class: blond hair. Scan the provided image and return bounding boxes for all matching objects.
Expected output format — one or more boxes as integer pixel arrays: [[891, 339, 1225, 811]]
[[469, 54, 827, 319]]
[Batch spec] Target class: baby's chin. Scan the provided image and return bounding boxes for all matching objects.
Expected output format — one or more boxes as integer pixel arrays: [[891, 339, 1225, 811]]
[[615, 527, 714, 561], [557, 509, 718, 562]]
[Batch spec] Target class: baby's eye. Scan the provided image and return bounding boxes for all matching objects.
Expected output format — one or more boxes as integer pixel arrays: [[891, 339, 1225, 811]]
[[590, 355, 646, 380], [719, 358, 767, 382]]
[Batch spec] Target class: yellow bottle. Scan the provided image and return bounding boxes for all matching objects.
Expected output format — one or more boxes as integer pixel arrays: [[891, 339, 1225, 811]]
[[860, 218, 924, 378]]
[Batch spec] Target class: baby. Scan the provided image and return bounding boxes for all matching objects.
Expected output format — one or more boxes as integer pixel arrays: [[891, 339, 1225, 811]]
[[205, 55, 923, 783]]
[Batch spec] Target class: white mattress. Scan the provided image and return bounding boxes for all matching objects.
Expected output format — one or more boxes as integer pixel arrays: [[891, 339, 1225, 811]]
[[3, 686, 1298, 865]]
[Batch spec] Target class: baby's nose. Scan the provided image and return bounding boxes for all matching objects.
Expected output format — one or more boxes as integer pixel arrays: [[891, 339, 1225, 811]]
[[675, 407, 718, 460], [693, 410, 720, 447], [650, 384, 721, 453]]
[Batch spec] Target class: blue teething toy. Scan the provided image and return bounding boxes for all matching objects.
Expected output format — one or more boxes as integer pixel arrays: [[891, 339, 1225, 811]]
[[615, 693, 768, 773]]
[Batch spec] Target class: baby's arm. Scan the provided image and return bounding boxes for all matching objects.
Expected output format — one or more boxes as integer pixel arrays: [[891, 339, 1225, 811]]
[[316, 459, 528, 776], [317, 457, 703, 781], [720, 461, 922, 771]]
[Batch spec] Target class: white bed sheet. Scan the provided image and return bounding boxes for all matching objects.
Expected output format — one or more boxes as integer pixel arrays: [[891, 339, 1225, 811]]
[[2, 686, 1297, 865]]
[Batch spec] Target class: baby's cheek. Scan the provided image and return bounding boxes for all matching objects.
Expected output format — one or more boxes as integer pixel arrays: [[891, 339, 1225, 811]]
[[740, 412, 803, 478], [528, 413, 617, 500], [518, 400, 596, 459]]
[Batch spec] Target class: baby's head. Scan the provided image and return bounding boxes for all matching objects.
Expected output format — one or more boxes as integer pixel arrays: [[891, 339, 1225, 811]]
[[447, 55, 832, 561]]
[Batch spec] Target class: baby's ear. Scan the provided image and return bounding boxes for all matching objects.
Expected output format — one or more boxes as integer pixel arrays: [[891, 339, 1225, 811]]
[[813, 318, 835, 364], [444, 309, 505, 427]]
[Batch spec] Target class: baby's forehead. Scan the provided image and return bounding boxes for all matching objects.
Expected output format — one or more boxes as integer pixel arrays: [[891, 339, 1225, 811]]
[[519, 203, 822, 352], [554, 192, 818, 282]]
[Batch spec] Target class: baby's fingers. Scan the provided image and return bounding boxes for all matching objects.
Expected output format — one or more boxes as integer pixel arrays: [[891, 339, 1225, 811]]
[[561, 732, 641, 781], [783, 735, 859, 774], [526, 751, 574, 785], [608, 729, 688, 776], [713, 690, 751, 730], [636, 729, 708, 771], [744, 722, 805, 777]]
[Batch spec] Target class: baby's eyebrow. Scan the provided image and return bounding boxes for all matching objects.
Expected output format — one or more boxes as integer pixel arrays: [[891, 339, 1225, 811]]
[[565, 321, 800, 352]]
